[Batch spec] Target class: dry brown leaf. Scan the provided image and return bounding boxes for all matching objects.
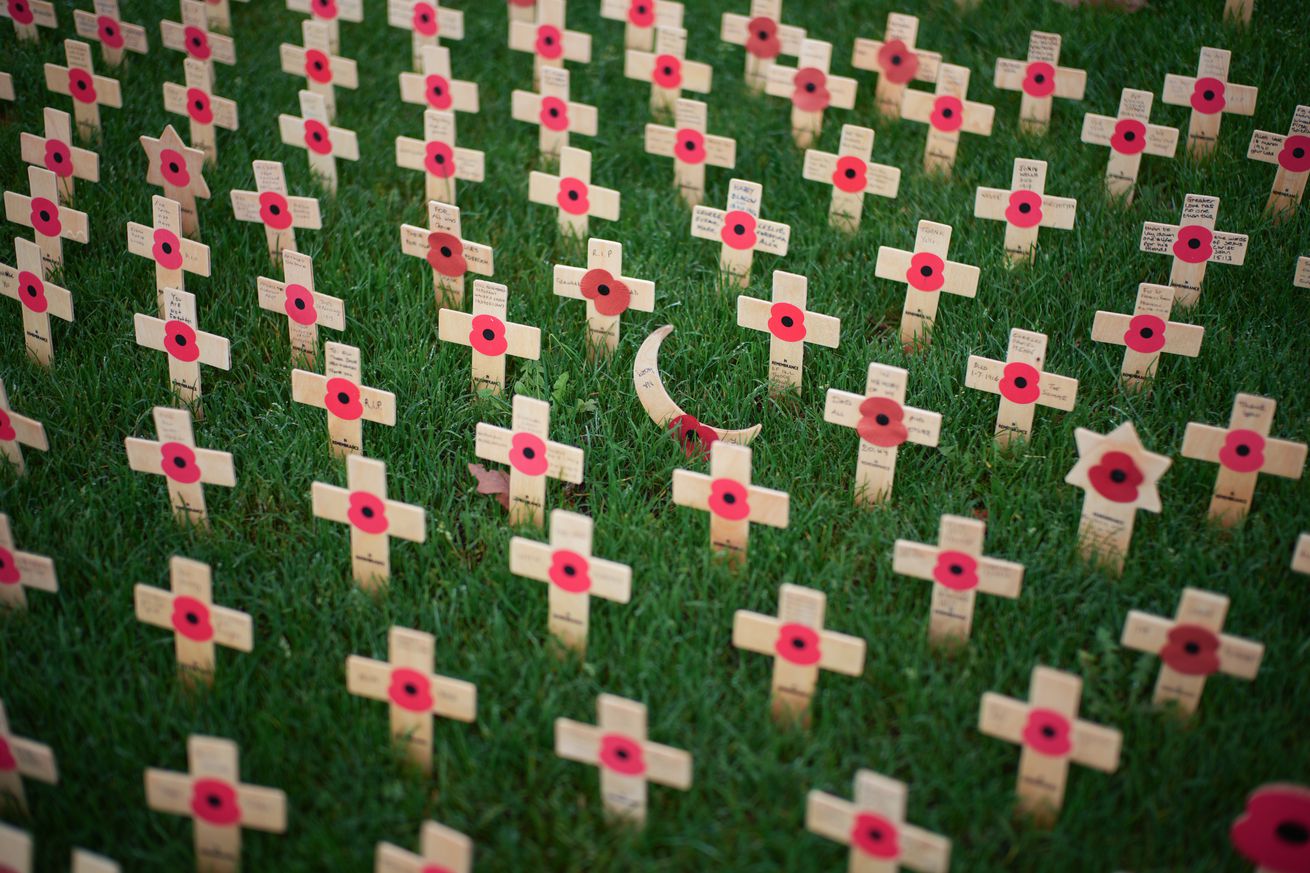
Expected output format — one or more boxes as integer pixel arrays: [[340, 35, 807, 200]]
[[467, 463, 510, 511]]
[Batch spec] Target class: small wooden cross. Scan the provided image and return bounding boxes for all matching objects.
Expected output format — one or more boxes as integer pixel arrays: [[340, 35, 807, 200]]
[[4, 165, 89, 272], [230, 160, 321, 263], [554, 693, 692, 825], [43, 39, 121, 141], [285, 0, 362, 54], [125, 406, 235, 526], [292, 341, 395, 457], [396, 108, 485, 205], [347, 626, 476, 771], [279, 90, 359, 194], [71, 850, 119, 873], [163, 58, 237, 166], [1, 0, 56, 42], [0, 699, 57, 813], [1293, 533, 1310, 575], [1081, 88, 1179, 205], [140, 124, 210, 237], [509, 508, 631, 654], [901, 63, 994, 176], [732, 583, 865, 725], [806, 770, 951, 873], [280, 21, 357, 121], [72, 0, 147, 67], [1090, 282, 1204, 392], [388, 0, 464, 69], [765, 38, 857, 148], [160, 1, 236, 70], [0, 238, 74, 367], [719, 0, 805, 93], [128, 196, 211, 312], [690, 178, 790, 287], [19, 107, 99, 203], [0, 379, 47, 475], [892, 514, 1023, 645], [312, 455, 426, 589], [1223, 0, 1253, 24], [624, 25, 712, 116], [145, 735, 287, 873], [850, 12, 941, 119], [1139, 193, 1247, 308], [399, 44, 479, 123], [964, 328, 1078, 445], [978, 665, 1122, 827], [401, 200, 492, 309], [0, 513, 57, 610], [671, 440, 788, 560], [552, 237, 654, 358], [601, 0, 681, 51], [874, 220, 978, 349], [257, 250, 344, 364], [0, 823, 30, 873], [824, 362, 942, 506], [474, 394, 584, 527], [1298, 255, 1310, 290], [509, 0, 592, 88], [993, 31, 1086, 135], [0, 74, 13, 101], [803, 123, 899, 233], [1162, 46, 1258, 158], [975, 157, 1077, 265], [134, 287, 230, 412], [1247, 104, 1309, 222], [1181, 393, 1306, 527], [510, 66, 596, 160], [528, 145, 620, 238], [644, 97, 735, 207], [1064, 420, 1171, 574], [134, 555, 253, 685], [736, 269, 839, 395], [376, 821, 473, 873], [438, 279, 540, 394]]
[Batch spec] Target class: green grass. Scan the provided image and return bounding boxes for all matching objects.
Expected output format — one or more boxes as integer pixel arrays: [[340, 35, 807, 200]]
[[2, 0, 1309, 869]]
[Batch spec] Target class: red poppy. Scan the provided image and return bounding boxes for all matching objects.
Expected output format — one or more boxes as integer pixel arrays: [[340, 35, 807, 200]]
[[387, 667, 435, 711], [850, 811, 900, 860], [426, 232, 467, 277], [930, 95, 964, 132], [1278, 135, 1310, 173], [675, 128, 706, 164], [856, 397, 908, 447], [1088, 450, 1144, 503], [999, 362, 1041, 405], [626, 0, 653, 27], [171, 595, 215, 642], [580, 268, 631, 317], [311, 0, 338, 19], [1022, 61, 1057, 98], [877, 39, 917, 85], [1158, 623, 1221, 676], [163, 320, 201, 363], [831, 155, 867, 194], [509, 432, 549, 476], [652, 54, 682, 89], [906, 252, 944, 292], [548, 548, 591, 593], [16, 270, 47, 314], [304, 49, 333, 84], [29, 196, 62, 237], [304, 119, 333, 155], [0, 736, 15, 769], [6, 0, 33, 25], [97, 14, 125, 47], [744, 16, 780, 60], [0, 546, 19, 584], [347, 490, 389, 534], [792, 67, 830, 112], [258, 191, 294, 230], [1022, 708, 1072, 757], [284, 283, 318, 326], [774, 622, 821, 666], [932, 550, 979, 591], [1190, 77, 1226, 115], [767, 302, 806, 342], [1111, 118, 1147, 155], [68, 68, 97, 104], [190, 778, 241, 826], [1172, 225, 1213, 264], [720, 210, 757, 250], [469, 314, 507, 356], [507, 0, 535, 6], [1231, 784, 1310, 873], [324, 377, 363, 420], [1218, 429, 1266, 474], [556, 176, 590, 215], [183, 87, 213, 124], [1005, 190, 1044, 228], [411, 1, 437, 36], [150, 228, 184, 271], [183, 25, 211, 60], [668, 414, 717, 460], [535, 23, 563, 59], [599, 733, 647, 775], [708, 477, 750, 520], [424, 74, 452, 110], [424, 140, 456, 178], [43, 139, 72, 177], [1124, 314, 1166, 354], [160, 442, 202, 484], [158, 149, 191, 188], [539, 96, 569, 131]]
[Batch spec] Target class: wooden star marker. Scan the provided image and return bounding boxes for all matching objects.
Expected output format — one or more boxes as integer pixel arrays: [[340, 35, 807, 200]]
[[509, 0, 591, 88], [125, 407, 234, 526], [672, 440, 788, 561], [257, 250, 345, 364], [0, 700, 57, 813], [145, 735, 287, 873], [347, 626, 476, 771], [1139, 193, 1247, 308], [806, 770, 951, 873], [399, 44, 479, 123], [802, 123, 900, 233], [279, 90, 359, 193], [1090, 282, 1204, 392], [850, 12, 941, 119], [396, 108, 485, 205], [44, 39, 121, 141], [736, 269, 839, 396], [134, 556, 253, 686], [733, 583, 865, 725], [875, 220, 978, 349], [134, 287, 230, 413], [601, 0, 681, 50], [644, 97, 735, 207], [73, 0, 147, 67], [1181, 393, 1306, 527], [128, 196, 210, 312], [624, 25, 712, 116], [0, 513, 57, 610], [1064, 420, 1171, 574], [901, 63, 994, 176], [20, 107, 99, 203], [160, 1, 236, 70], [978, 665, 1122, 827], [509, 508, 632, 655], [765, 38, 857, 148], [552, 237, 655, 358], [1247, 104, 1309, 222], [964, 328, 1078, 445], [824, 363, 942, 507], [230, 160, 321, 263], [140, 125, 209, 237], [993, 31, 1086, 135], [975, 157, 1077, 265], [511, 66, 596, 160], [389, 0, 463, 69], [528, 145, 620, 238], [312, 455, 426, 589], [439, 279, 540, 394], [286, 0, 362, 54], [1121, 587, 1263, 718], [376, 821, 473, 873], [474, 394, 584, 528], [163, 58, 238, 166], [280, 21, 357, 121], [1162, 46, 1257, 158], [2, 0, 56, 42], [401, 200, 493, 309], [1081, 88, 1179, 205], [555, 693, 692, 825], [0, 238, 74, 367], [5, 165, 89, 272], [292, 341, 395, 457], [719, 0, 805, 93], [0, 380, 47, 475], [690, 177, 790, 287]]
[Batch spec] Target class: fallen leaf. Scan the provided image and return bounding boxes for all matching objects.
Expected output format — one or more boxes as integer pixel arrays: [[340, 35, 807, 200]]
[[467, 463, 510, 511]]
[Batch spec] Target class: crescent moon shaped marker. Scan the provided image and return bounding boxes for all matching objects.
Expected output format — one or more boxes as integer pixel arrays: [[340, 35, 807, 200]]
[[633, 325, 762, 444]]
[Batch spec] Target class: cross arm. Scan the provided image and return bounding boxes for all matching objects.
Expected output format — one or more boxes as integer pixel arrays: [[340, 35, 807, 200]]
[[235, 785, 288, 832], [731, 609, 778, 656], [554, 718, 601, 765], [12, 551, 57, 593], [544, 443, 585, 484], [9, 735, 56, 782], [195, 448, 236, 486], [311, 481, 351, 525], [822, 388, 863, 429], [3, 410, 47, 451], [817, 629, 865, 676], [431, 675, 476, 722], [670, 468, 710, 509], [746, 485, 789, 528], [384, 500, 427, 543], [143, 768, 193, 817], [1070, 721, 1121, 772], [643, 741, 692, 790]]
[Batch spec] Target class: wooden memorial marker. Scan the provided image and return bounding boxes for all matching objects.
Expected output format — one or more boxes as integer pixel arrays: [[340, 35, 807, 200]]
[[278, 90, 359, 193], [850, 12, 941, 119], [0, 380, 48, 475], [71, 850, 120, 873], [993, 31, 1085, 135], [376, 821, 473, 873], [555, 693, 691, 825], [4, 166, 89, 272], [765, 38, 857, 148], [128, 196, 211, 312], [0, 238, 74, 368], [901, 63, 994, 176], [0, 824, 30, 873], [508, 508, 632, 655], [1181, 393, 1306, 527], [439, 280, 540, 394], [401, 200, 493, 309], [552, 237, 655, 358], [1163, 47, 1257, 158], [892, 514, 1023, 645], [689, 178, 789, 287], [1223, 0, 1253, 24], [44, 40, 121, 141], [230, 160, 320, 263], [0, 73, 13, 102], [510, 67, 596, 160], [875, 220, 978, 349], [292, 341, 395, 457], [474, 394, 584, 528], [0, 700, 57, 813], [389, 0, 463, 69], [601, 0, 681, 51], [624, 25, 712, 115], [671, 440, 788, 561], [145, 735, 287, 873], [134, 556, 253, 685], [732, 583, 865, 725], [396, 109, 485, 205], [1293, 533, 1310, 575], [1139, 193, 1246, 308], [644, 97, 735, 207], [257, 250, 344, 363], [164, 58, 238, 165], [806, 770, 951, 873], [975, 157, 1076, 265], [20, 107, 99, 203], [1064, 420, 1170, 573], [135, 287, 230, 412], [736, 269, 839, 395], [964, 328, 1078, 445], [1091, 282, 1204, 392], [801, 123, 900, 233], [1247, 104, 1310, 221], [399, 45, 479, 121], [0, 513, 57, 610], [141, 125, 209, 237], [74, 0, 148, 67], [719, 0, 804, 93], [528, 146, 620, 237], [280, 21, 357, 121], [824, 363, 942, 507], [509, 0, 592, 87], [286, 0, 362, 54], [978, 666, 1121, 827], [1, 0, 56, 41], [1081, 88, 1179, 205], [125, 407, 235, 526], [346, 626, 476, 771], [160, 1, 236, 71], [1297, 256, 1310, 290], [312, 455, 426, 589]]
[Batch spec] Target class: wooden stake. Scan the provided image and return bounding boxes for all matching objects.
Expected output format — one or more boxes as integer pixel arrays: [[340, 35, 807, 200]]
[[1, 0, 56, 42], [278, 90, 359, 194], [376, 821, 472, 873], [134, 555, 253, 685], [19, 107, 99, 203], [71, 849, 120, 873], [850, 12, 941, 119], [644, 97, 735, 207], [993, 31, 1085, 135], [4, 165, 89, 272], [0, 513, 57, 610], [0, 238, 74, 367], [140, 124, 210, 237], [1222, 0, 1253, 24], [874, 220, 978, 348], [128, 195, 211, 311], [285, 0, 362, 53], [474, 394, 584, 528], [600, 0, 681, 50], [0, 700, 56, 814], [43, 39, 121, 140], [528, 145, 620, 238], [736, 269, 839, 395], [438, 279, 540, 394], [163, 58, 237, 165], [552, 237, 655, 358], [312, 455, 426, 590], [1139, 193, 1247, 308], [900, 63, 994, 177], [400, 200, 493, 309], [964, 328, 1078, 445], [801, 124, 899, 233], [806, 770, 951, 873], [765, 38, 857, 148], [1081, 88, 1179, 206], [974, 157, 1077, 265], [230, 160, 321, 263], [671, 440, 788, 561], [1247, 104, 1309, 222], [160, 1, 236, 71], [510, 66, 596, 160], [388, 0, 463, 69], [292, 341, 395, 457], [689, 177, 789, 287], [134, 287, 231, 413], [280, 21, 357, 121], [624, 25, 712, 116], [73, 0, 147, 67], [1162, 46, 1258, 158], [508, 0, 591, 88], [1090, 282, 1204, 392], [719, 0, 804, 93], [257, 250, 344, 364], [125, 407, 235, 527], [395, 108, 484, 205]]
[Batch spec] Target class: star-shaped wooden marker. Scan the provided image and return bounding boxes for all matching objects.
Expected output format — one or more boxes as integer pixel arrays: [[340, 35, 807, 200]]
[[140, 124, 210, 237]]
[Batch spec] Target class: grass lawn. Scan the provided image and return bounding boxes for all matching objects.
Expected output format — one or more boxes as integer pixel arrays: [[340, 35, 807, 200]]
[[2, 0, 1309, 869]]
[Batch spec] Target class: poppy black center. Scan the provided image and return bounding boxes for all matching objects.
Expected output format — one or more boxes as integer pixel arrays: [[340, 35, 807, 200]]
[[482, 328, 495, 341], [781, 315, 794, 327], [1041, 725, 1056, 739], [175, 335, 188, 346], [186, 612, 199, 625], [844, 168, 856, 178], [53, 153, 63, 163], [336, 392, 349, 404], [314, 132, 323, 141], [949, 564, 963, 575], [192, 37, 200, 47], [169, 162, 179, 173], [685, 140, 695, 150], [1203, 89, 1215, 100], [1110, 469, 1127, 483], [597, 284, 610, 296], [868, 827, 883, 840], [876, 414, 889, 426], [920, 265, 933, 277], [106, 25, 114, 34], [420, 12, 428, 20], [1019, 202, 1032, 213], [805, 82, 816, 92], [722, 492, 736, 504], [1188, 238, 1200, 249], [270, 204, 280, 215], [942, 108, 953, 118], [563, 564, 576, 576], [294, 299, 306, 310], [162, 242, 173, 254], [1014, 376, 1028, 388], [758, 29, 767, 39], [207, 794, 221, 808], [1294, 147, 1307, 159], [568, 190, 578, 200], [1139, 327, 1154, 339], [548, 108, 559, 117], [361, 506, 374, 518], [791, 637, 806, 649], [637, 3, 646, 11], [615, 747, 629, 759], [1236, 444, 1250, 456], [733, 223, 745, 235], [173, 457, 187, 468], [314, 61, 323, 70], [1276, 821, 1309, 845], [544, 35, 554, 45], [194, 99, 204, 110], [522, 447, 535, 459], [435, 153, 445, 163], [433, 85, 443, 95], [440, 246, 452, 257], [891, 55, 902, 65], [39, 210, 50, 221], [662, 66, 673, 76], [1124, 131, 1136, 141], [1184, 641, 1200, 655], [404, 682, 417, 695], [25, 285, 36, 297], [1034, 73, 1045, 84]]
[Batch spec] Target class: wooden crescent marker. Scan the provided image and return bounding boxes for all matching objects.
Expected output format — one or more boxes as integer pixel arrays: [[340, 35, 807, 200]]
[[633, 324, 760, 444]]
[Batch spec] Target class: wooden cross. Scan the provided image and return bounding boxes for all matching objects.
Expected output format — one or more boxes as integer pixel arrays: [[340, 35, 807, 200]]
[[823, 362, 942, 506], [552, 237, 654, 358], [690, 178, 789, 287], [1223, 0, 1253, 24], [736, 269, 839, 395], [4, 166, 89, 272], [624, 25, 712, 115], [399, 45, 479, 124], [510, 66, 596, 160], [732, 583, 865, 725], [765, 38, 857, 148], [554, 693, 692, 825], [1081, 88, 1179, 205], [1090, 282, 1204, 391], [376, 821, 473, 873], [964, 328, 1078, 445], [644, 97, 735, 207], [0, 73, 13, 101], [396, 108, 485, 205], [671, 440, 788, 560], [71, 850, 119, 873], [280, 21, 357, 121], [347, 626, 476, 771], [160, 1, 236, 71], [1293, 533, 1310, 576], [134, 555, 253, 685], [163, 58, 238, 165], [900, 63, 994, 177], [43, 39, 121, 140], [975, 157, 1077, 265], [0, 379, 47, 476], [312, 455, 426, 589], [292, 341, 395, 457], [1162, 46, 1258, 158], [474, 394, 584, 527], [145, 735, 287, 873], [230, 160, 321, 263], [1247, 104, 1310, 222], [19, 107, 99, 203], [850, 12, 941, 119], [806, 770, 951, 873], [134, 287, 230, 413], [1121, 587, 1263, 718], [285, 0, 362, 54], [0, 699, 57, 813], [508, 508, 631, 655], [1298, 255, 1310, 290], [1139, 193, 1247, 308], [400, 200, 493, 309], [257, 250, 344, 364], [978, 665, 1121, 827], [802, 123, 899, 233], [0, 513, 57, 611], [438, 280, 540, 394], [600, 0, 681, 51], [127, 196, 210, 313], [1181, 393, 1306, 527], [1, 0, 56, 42], [388, 0, 464, 69], [508, 0, 537, 30], [279, 90, 359, 193], [140, 125, 209, 237], [0, 824, 30, 873], [719, 0, 805, 93], [528, 145, 620, 238], [892, 514, 1023, 645], [874, 220, 978, 349], [0, 238, 74, 368], [125, 406, 235, 526], [508, 0, 592, 88], [73, 0, 148, 67], [1064, 420, 1171, 574], [993, 31, 1086, 135]]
